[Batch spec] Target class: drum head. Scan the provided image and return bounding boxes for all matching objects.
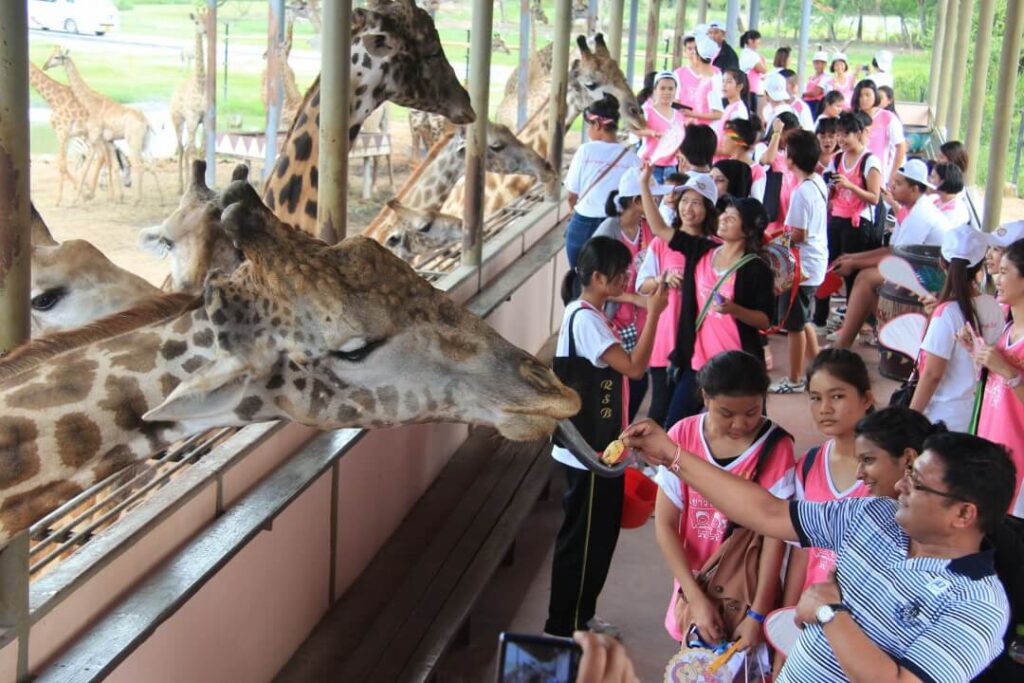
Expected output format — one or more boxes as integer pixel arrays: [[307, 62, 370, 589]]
[[764, 607, 801, 656]]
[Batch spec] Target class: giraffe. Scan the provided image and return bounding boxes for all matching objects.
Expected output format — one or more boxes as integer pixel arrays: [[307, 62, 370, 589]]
[[42, 46, 163, 205], [261, 16, 304, 132], [29, 206, 158, 337], [408, 109, 451, 160], [28, 62, 124, 206], [170, 10, 208, 195], [363, 122, 555, 256], [138, 161, 250, 294], [0, 178, 583, 549], [381, 200, 463, 262], [435, 35, 645, 230], [261, 0, 475, 241]]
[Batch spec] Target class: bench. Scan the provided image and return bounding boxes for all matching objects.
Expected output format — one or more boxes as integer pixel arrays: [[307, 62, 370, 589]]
[[274, 427, 555, 683]]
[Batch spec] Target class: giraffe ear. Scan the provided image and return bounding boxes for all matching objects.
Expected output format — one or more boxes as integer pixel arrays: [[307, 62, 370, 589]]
[[144, 356, 253, 424], [363, 31, 398, 59]]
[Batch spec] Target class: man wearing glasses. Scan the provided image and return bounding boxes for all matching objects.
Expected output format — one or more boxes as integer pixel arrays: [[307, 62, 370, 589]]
[[623, 426, 1013, 682]]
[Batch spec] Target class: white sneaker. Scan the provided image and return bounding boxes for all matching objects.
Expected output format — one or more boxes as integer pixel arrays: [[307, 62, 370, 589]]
[[586, 615, 622, 640], [769, 377, 806, 394]]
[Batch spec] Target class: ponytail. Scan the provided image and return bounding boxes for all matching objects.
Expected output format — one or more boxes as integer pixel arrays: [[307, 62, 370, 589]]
[[561, 236, 632, 304], [938, 257, 984, 333]]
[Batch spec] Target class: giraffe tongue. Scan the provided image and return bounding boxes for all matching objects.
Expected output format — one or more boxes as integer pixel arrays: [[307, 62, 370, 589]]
[[554, 420, 627, 478]]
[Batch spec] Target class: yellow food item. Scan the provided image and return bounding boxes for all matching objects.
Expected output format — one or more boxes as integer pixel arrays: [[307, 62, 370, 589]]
[[601, 439, 626, 465]]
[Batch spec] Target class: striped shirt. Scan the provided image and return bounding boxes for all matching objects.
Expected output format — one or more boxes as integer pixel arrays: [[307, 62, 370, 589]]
[[780, 497, 1008, 683]]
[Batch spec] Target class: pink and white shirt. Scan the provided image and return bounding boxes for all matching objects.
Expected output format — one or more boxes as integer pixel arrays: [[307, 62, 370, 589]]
[[827, 151, 881, 226], [824, 73, 855, 107], [609, 220, 654, 334], [711, 99, 749, 142], [976, 322, 1024, 518], [636, 236, 686, 368], [804, 72, 830, 102], [675, 65, 722, 114], [641, 101, 687, 167], [691, 248, 743, 370], [794, 440, 869, 589], [740, 47, 766, 95], [865, 108, 906, 180], [655, 414, 796, 641], [931, 193, 971, 228]]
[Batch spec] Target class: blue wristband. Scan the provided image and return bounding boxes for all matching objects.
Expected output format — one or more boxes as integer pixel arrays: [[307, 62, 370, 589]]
[[746, 608, 766, 623]]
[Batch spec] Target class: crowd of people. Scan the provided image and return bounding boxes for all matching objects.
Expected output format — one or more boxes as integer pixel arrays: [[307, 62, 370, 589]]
[[549, 23, 1024, 683]]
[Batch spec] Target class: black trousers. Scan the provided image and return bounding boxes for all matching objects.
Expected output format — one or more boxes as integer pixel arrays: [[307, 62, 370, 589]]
[[545, 465, 625, 636], [648, 367, 675, 427], [814, 215, 869, 326]]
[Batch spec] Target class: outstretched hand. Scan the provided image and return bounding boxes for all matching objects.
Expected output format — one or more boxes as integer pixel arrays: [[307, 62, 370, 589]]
[[573, 632, 639, 683], [620, 419, 677, 468]]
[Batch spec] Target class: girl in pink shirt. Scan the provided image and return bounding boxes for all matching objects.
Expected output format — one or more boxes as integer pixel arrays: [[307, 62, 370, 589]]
[[641, 72, 687, 184], [653, 351, 794, 652], [783, 350, 874, 599], [929, 162, 970, 228], [853, 79, 907, 184], [711, 69, 750, 145], [972, 239, 1024, 518], [827, 55, 855, 107]]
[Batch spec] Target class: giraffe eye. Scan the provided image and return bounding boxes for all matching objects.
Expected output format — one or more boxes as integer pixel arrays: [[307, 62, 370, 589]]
[[585, 82, 599, 90], [385, 233, 402, 248], [32, 287, 67, 312], [488, 142, 505, 152], [329, 338, 385, 363]]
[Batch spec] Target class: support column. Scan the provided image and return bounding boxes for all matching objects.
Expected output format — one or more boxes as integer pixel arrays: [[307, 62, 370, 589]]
[[749, 0, 761, 30], [462, 0, 494, 267], [204, 0, 217, 188], [517, 0, 531, 130], [672, 0, 687, 65], [643, 0, 661, 77], [608, 0, 625, 62], [547, 0, 573, 200], [927, 0, 950, 118], [944, 0, 974, 140], [982, 0, 1024, 232], [796, 0, 811, 88], [626, 0, 640, 85], [697, 0, 708, 25], [318, 0, 352, 243], [726, 0, 740, 46], [587, 0, 599, 36], [937, 0, 960, 132], [263, 0, 286, 179], [0, 0, 30, 353], [964, 0, 996, 186]]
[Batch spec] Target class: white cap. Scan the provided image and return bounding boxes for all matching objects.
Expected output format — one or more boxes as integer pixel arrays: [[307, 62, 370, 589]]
[[813, 51, 829, 63], [676, 172, 718, 205], [831, 52, 848, 66], [896, 159, 935, 189], [708, 20, 725, 31], [694, 23, 710, 36], [618, 167, 674, 198], [941, 224, 988, 267], [874, 49, 894, 72], [764, 71, 789, 102], [695, 33, 720, 61], [654, 70, 679, 88], [987, 220, 1024, 248]]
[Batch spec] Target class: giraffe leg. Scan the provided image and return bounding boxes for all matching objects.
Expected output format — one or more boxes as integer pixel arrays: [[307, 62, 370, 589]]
[[172, 110, 185, 194], [55, 131, 75, 207]]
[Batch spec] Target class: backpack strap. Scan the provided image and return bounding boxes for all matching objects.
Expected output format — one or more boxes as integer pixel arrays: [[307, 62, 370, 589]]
[[800, 445, 821, 485], [694, 252, 761, 331], [565, 307, 584, 359]]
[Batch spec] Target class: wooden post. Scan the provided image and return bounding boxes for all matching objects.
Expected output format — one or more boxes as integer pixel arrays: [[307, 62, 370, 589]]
[[263, 0, 286, 179], [964, 0, 997, 186], [608, 0, 626, 62], [462, 0, 494, 267], [944, 0, 975, 140], [626, 0, 640, 85], [673, 0, 688, 66], [643, 0, 661, 76], [547, 0, 573, 200], [796, 0, 811, 89], [937, 0, 960, 133], [318, 0, 352, 243], [982, 0, 1024, 232], [697, 0, 708, 24], [0, 0, 30, 353], [927, 0, 950, 118], [204, 0, 217, 188]]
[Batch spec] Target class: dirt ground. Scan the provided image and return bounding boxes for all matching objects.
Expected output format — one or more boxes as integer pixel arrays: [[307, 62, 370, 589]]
[[30, 125, 421, 288]]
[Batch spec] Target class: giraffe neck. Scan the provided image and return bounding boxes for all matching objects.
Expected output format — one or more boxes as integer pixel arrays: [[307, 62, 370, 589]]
[[194, 27, 206, 84], [403, 140, 466, 210], [0, 302, 217, 545], [62, 59, 100, 107], [29, 63, 64, 108]]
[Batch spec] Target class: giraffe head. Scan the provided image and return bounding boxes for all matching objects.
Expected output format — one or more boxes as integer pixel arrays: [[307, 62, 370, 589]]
[[188, 9, 208, 38], [352, 0, 474, 124], [41, 46, 71, 72], [144, 180, 581, 441], [570, 34, 645, 132], [139, 161, 244, 293], [383, 200, 463, 262], [29, 206, 158, 335]]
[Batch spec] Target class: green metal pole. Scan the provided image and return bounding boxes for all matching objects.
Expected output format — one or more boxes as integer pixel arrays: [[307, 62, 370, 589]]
[[608, 0, 626, 62], [461, 0, 493, 267], [944, 0, 974, 140], [964, 0, 997, 186], [937, 0, 960, 133], [547, 0, 572, 201], [927, 0, 950, 117], [318, 0, 352, 243], [983, 0, 1024, 232], [0, 0, 30, 353]]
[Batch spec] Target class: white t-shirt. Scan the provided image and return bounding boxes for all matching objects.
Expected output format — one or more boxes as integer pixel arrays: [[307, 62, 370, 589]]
[[920, 296, 1004, 431], [785, 175, 829, 287], [867, 72, 894, 89], [565, 141, 640, 219], [932, 193, 972, 229], [761, 102, 794, 130], [871, 109, 906, 180], [792, 100, 815, 131], [551, 301, 621, 470], [891, 196, 952, 247]]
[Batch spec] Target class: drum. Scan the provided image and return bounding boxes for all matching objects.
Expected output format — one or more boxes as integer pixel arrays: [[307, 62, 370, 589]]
[[876, 245, 944, 382]]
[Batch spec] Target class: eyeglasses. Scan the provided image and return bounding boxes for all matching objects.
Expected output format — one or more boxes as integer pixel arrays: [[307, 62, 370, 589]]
[[902, 467, 970, 502]]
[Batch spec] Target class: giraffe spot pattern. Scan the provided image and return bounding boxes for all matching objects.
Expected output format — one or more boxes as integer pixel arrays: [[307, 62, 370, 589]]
[[192, 328, 214, 347], [0, 481, 84, 539], [265, 375, 285, 390], [98, 375, 173, 449], [160, 373, 181, 396], [376, 386, 399, 418], [55, 412, 102, 468], [304, 199, 318, 219], [292, 131, 313, 162], [92, 445, 135, 481], [234, 396, 264, 422], [160, 339, 189, 361], [181, 355, 206, 374], [279, 174, 303, 214], [275, 155, 291, 178], [6, 357, 97, 410], [0, 417, 41, 488], [172, 314, 194, 334], [309, 165, 319, 189]]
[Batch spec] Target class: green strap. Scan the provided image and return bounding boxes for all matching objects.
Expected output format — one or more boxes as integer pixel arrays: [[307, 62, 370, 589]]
[[968, 369, 988, 435], [695, 253, 760, 332]]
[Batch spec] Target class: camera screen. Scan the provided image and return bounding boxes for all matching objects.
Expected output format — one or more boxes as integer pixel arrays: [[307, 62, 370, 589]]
[[497, 633, 580, 683]]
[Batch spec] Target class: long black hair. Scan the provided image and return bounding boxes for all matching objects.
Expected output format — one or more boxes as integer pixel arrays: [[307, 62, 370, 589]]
[[717, 195, 767, 254], [938, 254, 984, 333], [723, 68, 750, 102], [851, 79, 879, 113], [560, 236, 631, 304], [933, 162, 965, 194]]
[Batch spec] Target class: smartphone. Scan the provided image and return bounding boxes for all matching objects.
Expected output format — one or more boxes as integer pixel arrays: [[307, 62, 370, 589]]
[[713, 292, 726, 306], [496, 632, 582, 683]]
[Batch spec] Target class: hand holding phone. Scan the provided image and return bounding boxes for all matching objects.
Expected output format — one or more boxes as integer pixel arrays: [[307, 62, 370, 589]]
[[497, 632, 581, 683]]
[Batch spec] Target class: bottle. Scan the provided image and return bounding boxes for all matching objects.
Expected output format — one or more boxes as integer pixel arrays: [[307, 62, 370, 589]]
[[1009, 624, 1024, 664]]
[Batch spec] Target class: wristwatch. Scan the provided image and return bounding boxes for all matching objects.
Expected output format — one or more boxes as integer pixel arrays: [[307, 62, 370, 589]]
[[815, 603, 851, 626]]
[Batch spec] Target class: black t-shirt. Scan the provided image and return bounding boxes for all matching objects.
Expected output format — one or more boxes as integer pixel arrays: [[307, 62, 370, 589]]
[[713, 42, 740, 71]]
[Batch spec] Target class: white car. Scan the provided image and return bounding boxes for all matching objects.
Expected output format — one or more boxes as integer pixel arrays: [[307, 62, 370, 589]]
[[28, 0, 120, 36]]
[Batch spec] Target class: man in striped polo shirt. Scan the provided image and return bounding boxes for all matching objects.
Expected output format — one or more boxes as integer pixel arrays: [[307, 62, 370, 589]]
[[623, 427, 1013, 682]]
